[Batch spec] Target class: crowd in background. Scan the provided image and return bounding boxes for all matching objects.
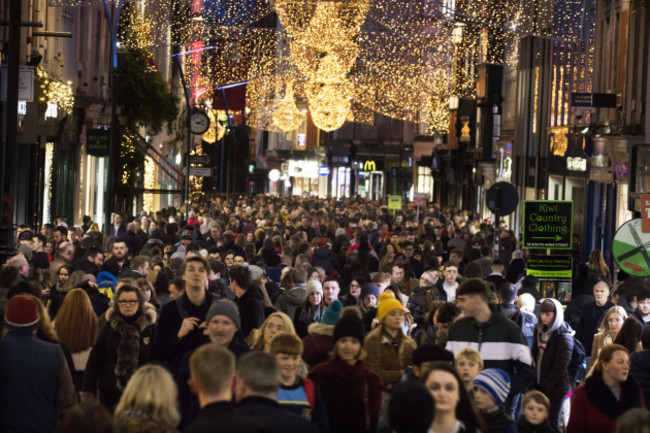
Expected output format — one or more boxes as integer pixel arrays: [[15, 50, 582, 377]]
[[1, 194, 649, 433]]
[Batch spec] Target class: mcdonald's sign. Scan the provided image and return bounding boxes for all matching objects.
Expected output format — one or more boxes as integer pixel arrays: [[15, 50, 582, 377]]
[[363, 160, 377, 171]]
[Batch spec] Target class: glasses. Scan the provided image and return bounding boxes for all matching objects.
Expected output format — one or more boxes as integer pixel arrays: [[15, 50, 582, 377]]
[[118, 300, 139, 305]]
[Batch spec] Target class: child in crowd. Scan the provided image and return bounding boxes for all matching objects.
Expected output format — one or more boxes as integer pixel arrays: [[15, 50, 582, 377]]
[[455, 348, 483, 391], [269, 333, 329, 433], [472, 369, 517, 433], [517, 391, 555, 433]]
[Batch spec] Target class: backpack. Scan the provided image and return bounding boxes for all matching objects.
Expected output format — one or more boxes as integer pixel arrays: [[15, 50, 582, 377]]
[[302, 377, 316, 411], [567, 336, 587, 383]]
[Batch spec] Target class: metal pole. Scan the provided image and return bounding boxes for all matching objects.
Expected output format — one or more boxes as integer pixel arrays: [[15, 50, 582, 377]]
[[220, 88, 233, 196], [2, 0, 22, 226], [101, 0, 124, 237], [172, 56, 192, 222]]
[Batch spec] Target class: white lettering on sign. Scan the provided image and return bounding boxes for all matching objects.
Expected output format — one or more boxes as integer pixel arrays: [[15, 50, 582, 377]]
[[18, 101, 27, 115], [567, 156, 587, 171]]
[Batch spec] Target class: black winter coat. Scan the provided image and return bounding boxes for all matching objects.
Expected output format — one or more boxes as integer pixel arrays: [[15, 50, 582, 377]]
[[630, 350, 650, 405], [532, 322, 574, 396], [576, 301, 614, 355], [235, 285, 266, 338], [82, 304, 156, 409]]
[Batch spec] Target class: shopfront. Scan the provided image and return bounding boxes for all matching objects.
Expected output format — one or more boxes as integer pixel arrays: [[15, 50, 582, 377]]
[[353, 160, 384, 200]]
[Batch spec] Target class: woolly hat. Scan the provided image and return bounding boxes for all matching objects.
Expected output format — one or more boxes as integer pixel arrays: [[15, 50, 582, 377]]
[[388, 381, 435, 433], [248, 265, 264, 281], [305, 279, 323, 299], [412, 343, 455, 365], [333, 314, 365, 344], [206, 300, 241, 330], [473, 368, 511, 407], [5, 295, 39, 327], [377, 292, 404, 322], [360, 283, 379, 299], [97, 271, 118, 288], [322, 300, 343, 325]]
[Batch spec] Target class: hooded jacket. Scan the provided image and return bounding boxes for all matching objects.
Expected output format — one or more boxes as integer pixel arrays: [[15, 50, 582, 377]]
[[364, 324, 416, 391], [274, 284, 306, 320], [532, 298, 574, 396], [446, 305, 535, 398], [302, 322, 334, 368], [235, 285, 266, 338]]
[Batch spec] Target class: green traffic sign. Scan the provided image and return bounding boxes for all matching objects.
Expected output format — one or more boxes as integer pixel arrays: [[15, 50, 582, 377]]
[[613, 218, 650, 277], [522, 201, 573, 250]]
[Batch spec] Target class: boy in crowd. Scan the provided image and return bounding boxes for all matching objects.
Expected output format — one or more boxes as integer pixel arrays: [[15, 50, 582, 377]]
[[269, 333, 329, 433], [455, 348, 483, 391], [472, 369, 517, 433], [517, 391, 555, 433]]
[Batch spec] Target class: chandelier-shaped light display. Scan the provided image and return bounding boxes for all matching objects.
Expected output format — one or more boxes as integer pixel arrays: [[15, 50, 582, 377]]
[[272, 84, 304, 132]]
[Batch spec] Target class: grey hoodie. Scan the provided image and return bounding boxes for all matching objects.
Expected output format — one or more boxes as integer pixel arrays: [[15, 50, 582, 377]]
[[274, 284, 307, 319], [536, 298, 564, 382]]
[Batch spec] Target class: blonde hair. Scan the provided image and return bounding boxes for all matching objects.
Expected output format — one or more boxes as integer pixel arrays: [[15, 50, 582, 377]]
[[114, 365, 180, 428], [190, 343, 235, 395], [456, 348, 484, 369], [249, 312, 296, 351], [598, 306, 628, 334]]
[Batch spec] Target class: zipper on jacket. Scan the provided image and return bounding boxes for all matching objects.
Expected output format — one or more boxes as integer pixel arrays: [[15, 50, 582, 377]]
[[478, 328, 483, 352]]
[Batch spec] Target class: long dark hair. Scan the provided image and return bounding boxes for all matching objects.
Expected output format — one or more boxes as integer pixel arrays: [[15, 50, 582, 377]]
[[614, 318, 643, 353], [422, 362, 485, 432]]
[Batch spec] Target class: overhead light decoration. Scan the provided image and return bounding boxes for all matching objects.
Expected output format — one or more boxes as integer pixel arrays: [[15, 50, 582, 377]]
[[272, 84, 304, 132], [49, 0, 593, 133]]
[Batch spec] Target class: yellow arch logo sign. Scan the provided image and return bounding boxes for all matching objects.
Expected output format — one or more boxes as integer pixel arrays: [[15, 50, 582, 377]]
[[364, 160, 376, 171]]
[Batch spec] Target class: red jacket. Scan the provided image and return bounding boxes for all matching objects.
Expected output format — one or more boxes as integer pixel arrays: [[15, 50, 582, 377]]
[[567, 371, 645, 433]]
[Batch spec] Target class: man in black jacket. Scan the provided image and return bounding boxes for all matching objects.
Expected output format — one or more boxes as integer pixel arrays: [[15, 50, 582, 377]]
[[576, 281, 615, 355], [184, 344, 267, 433], [154, 256, 213, 375], [230, 266, 265, 339], [235, 352, 319, 433], [70, 247, 104, 276], [101, 240, 130, 277]]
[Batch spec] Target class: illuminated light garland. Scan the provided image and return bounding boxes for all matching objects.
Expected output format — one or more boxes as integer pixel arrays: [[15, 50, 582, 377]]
[[38, 69, 75, 114], [272, 84, 304, 132], [143, 156, 155, 211], [46, 0, 592, 133]]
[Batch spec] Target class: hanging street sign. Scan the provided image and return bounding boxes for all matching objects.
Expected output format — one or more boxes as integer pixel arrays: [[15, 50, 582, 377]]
[[388, 195, 402, 210], [613, 218, 650, 277], [413, 193, 426, 207], [86, 129, 110, 157], [522, 201, 573, 249], [525, 256, 572, 302]]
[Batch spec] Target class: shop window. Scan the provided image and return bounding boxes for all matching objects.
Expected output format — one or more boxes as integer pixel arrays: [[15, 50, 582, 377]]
[[417, 166, 434, 200]]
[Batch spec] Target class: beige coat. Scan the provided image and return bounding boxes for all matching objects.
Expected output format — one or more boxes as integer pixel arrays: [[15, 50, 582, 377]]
[[364, 324, 416, 392]]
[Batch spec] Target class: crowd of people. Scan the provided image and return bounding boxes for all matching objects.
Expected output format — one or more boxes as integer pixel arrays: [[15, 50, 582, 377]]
[[1, 194, 649, 433]]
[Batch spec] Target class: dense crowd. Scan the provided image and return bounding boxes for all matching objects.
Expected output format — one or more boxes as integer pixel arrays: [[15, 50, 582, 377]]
[[1, 194, 649, 433]]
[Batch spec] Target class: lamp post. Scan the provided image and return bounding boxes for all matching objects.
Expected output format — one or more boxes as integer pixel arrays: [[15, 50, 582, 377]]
[[101, 0, 126, 238]]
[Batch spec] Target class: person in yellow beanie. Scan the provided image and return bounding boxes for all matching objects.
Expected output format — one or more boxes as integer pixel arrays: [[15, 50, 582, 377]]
[[364, 292, 417, 394]]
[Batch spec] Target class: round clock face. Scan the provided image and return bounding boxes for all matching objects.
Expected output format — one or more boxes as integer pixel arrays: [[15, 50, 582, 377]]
[[190, 111, 210, 135]]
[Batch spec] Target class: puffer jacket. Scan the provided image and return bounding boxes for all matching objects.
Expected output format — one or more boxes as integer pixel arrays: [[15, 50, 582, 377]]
[[364, 324, 416, 392]]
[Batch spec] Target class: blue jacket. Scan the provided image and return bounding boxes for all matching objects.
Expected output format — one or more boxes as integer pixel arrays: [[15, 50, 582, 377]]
[[0, 328, 76, 433]]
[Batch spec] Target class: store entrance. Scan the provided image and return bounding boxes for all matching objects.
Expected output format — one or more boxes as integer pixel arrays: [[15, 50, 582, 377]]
[[357, 171, 384, 200]]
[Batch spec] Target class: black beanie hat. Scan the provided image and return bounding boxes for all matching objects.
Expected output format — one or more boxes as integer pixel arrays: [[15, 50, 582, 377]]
[[412, 343, 455, 366], [333, 314, 365, 344]]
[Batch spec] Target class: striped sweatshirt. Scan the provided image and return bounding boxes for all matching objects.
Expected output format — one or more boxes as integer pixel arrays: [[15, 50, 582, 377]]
[[446, 306, 535, 397]]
